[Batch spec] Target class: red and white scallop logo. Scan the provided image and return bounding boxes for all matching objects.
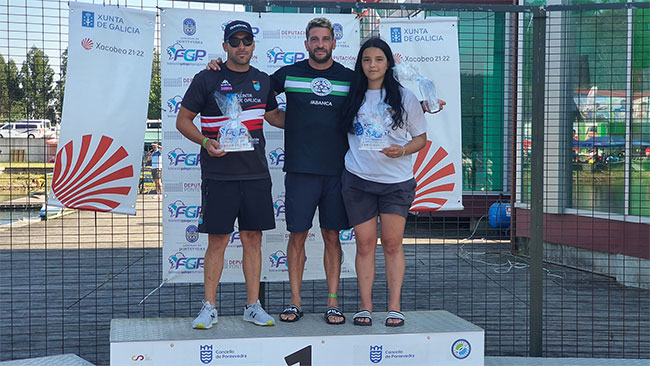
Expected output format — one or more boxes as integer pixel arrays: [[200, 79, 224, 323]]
[[52, 135, 134, 212], [410, 140, 456, 211], [81, 38, 94, 50]]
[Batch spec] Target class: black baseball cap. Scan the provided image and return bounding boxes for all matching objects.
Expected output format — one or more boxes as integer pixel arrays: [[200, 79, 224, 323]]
[[223, 20, 254, 41]]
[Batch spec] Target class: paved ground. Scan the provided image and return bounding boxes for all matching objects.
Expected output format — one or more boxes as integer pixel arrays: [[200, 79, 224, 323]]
[[0, 196, 648, 365]]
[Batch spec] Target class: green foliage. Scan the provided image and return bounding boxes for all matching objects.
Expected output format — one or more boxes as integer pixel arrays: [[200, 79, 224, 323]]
[[54, 48, 68, 122], [148, 51, 161, 120], [21, 46, 56, 121]]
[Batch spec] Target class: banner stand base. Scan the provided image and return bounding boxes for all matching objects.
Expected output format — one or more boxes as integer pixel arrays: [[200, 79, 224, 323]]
[[110, 310, 484, 365]]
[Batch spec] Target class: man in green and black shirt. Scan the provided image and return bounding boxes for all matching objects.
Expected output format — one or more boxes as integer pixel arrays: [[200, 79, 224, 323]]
[[272, 18, 352, 325]]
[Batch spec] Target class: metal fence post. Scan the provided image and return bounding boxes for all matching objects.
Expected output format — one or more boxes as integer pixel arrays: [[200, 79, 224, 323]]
[[530, 5, 546, 358]]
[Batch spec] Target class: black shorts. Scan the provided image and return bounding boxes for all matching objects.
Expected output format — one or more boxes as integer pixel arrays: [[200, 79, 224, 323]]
[[285, 172, 350, 233], [341, 169, 416, 227], [151, 168, 161, 180], [198, 178, 275, 235]]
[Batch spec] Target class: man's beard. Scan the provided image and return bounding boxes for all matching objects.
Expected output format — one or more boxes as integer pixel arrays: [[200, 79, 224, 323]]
[[308, 47, 332, 64]]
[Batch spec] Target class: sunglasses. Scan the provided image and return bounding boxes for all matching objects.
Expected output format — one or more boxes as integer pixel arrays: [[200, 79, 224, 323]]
[[227, 37, 253, 47]]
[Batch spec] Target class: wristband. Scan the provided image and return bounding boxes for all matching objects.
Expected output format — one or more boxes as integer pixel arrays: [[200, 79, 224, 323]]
[[202, 137, 209, 149], [401, 145, 407, 157]]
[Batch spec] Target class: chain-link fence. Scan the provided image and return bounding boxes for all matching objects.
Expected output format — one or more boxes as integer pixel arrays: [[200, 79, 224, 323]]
[[1, 1, 648, 364]]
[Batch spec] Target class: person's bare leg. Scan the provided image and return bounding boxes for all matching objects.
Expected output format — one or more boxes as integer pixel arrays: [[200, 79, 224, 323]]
[[280, 231, 308, 321], [203, 233, 230, 306], [322, 228, 343, 323], [379, 213, 406, 325], [240, 230, 262, 305], [353, 217, 379, 324]]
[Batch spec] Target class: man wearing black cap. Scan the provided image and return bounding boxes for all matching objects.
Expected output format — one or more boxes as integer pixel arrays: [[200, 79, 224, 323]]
[[176, 20, 285, 329]]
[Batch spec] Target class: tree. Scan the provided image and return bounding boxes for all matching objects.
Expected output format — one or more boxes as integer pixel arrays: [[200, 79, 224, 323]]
[[21, 46, 56, 121], [5, 58, 25, 121], [54, 48, 68, 123], [0, 54, 8, 121], [147, 51, 161, 120]]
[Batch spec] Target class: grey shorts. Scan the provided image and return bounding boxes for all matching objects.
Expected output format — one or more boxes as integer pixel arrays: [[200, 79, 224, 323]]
[[151, 168, 161, 180], [341, 169, 416, 227]]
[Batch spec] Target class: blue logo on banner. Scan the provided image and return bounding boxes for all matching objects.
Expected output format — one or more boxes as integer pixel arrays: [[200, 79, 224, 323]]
[[183, 18, 196, 36], [199, 345, 212, 364], [451, 339, 471, 359], [333, 23, 343, 40], [369, 345, 383, 363], [82, 11, 95, 28], [390, 27, 402, 43], [269, 250, 288, 268], [185, 225, 199, 243]]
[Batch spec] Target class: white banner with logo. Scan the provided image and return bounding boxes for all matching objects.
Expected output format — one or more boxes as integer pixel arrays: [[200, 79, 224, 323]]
[[49, 2, 155, 215], [380, 17, 464, 212], [160, 9, 359, 283]]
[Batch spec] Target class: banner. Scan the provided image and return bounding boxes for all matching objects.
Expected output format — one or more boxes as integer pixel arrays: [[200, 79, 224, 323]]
[[380, 17, 464, 211], [49, 2, 155, 215], [160, 9, 359, 283]]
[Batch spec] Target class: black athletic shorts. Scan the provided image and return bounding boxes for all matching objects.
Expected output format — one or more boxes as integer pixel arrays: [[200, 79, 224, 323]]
[[198, 178, 275, 235], [151, 168, 161, 180], [285, 172, 350, 233], [341, 169, 416, 227]]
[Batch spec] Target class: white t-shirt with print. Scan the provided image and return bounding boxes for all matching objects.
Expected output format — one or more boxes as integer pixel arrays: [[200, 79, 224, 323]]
[[345, 87, 427, 184]]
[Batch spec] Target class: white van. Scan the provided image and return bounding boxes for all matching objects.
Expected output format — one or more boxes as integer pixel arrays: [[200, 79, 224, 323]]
[[0, 119, 54, 138]]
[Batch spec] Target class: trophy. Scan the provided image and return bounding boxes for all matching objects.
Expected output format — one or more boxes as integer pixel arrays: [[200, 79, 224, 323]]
[[393, 60, 439, 111], [356, 101, 393, 151], [213, 92, 253, 152]]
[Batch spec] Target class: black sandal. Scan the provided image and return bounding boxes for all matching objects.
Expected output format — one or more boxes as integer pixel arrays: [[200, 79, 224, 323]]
[[385, 310, 405, 327], [279, 305, 303, 322], [324, 307, 345, 325], [353, 310, 373, 326]]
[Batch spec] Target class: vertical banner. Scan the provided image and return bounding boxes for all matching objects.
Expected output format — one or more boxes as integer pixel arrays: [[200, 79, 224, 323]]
[[380, 17, 464, 211], [49, 2, 155, 214], [160, 9, 359, 283]]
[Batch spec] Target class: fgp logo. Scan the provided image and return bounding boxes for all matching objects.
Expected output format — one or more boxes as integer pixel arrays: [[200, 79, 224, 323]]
[[266, 47, 305, 65], [269, 250, 287, 268], [340, 228, 355, 242], [168, 200, 201, 219], [451, 339, 471, 359], [268, 147, 284, 167], [183, 18, 196, 36], [369, 345, 383, 363], [273, 198, 285, 220], [199, 344, 213, 364], [390, 27, 402, 43], [167, 148, 200, 167], [229, 225, 241, 245], [333, 23, 344, 40], [185, 224, 199, 243], [168, 252, 205, 270], [166, 42, 207, 62], [167, 95, 182, 114], [82, 11, 94, 28]]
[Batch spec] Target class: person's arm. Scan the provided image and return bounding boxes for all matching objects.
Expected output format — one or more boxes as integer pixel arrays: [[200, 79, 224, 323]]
[[176, 106, 225, 157], [380, 133, 426, 158], [264, 108, 285, 129]]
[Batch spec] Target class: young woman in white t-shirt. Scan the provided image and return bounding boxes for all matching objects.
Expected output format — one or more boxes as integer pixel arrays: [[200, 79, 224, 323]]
[[339, 37, 428, 327]]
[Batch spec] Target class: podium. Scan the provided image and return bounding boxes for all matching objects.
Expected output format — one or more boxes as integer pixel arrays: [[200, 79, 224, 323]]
[[110, 310, 484, 365]]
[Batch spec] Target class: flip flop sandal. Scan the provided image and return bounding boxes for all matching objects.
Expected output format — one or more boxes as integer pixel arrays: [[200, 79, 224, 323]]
[[324, 307, 346, 325], [353, 310, 373, 326], [385, 310, 405, 327], [279, 304, 303, 322]]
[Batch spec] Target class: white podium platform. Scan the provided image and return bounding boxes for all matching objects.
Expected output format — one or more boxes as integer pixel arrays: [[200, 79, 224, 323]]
[[0, 354, 95, 366], [110, 310, 484, 366]]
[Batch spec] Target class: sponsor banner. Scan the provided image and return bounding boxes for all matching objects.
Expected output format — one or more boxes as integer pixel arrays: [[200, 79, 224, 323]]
[[110, 329, 483, 365], [161, 9, 359, 283], [49, 2, 155, 214], [380, 17, 463, 212]]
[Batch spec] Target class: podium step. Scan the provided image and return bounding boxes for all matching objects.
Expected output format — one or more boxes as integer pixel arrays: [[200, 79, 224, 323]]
[[111, 310, 484, 365]]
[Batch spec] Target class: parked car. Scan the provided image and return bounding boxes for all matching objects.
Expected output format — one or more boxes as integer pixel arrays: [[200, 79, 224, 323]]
[[0, 119, 55, 138]]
